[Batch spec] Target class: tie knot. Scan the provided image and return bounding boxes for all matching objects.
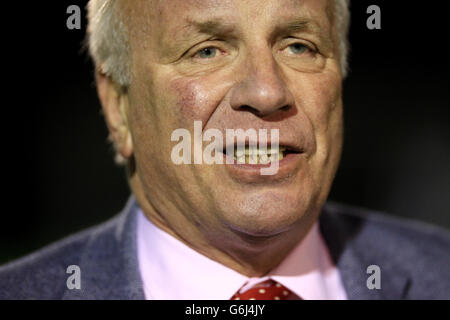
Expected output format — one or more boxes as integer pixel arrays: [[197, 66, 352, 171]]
[[230, 279, 302, 300]]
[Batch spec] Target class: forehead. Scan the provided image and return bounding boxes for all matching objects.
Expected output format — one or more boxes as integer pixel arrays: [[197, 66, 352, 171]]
[[121, 0, 334, 40], [146, 0, 332, 16]]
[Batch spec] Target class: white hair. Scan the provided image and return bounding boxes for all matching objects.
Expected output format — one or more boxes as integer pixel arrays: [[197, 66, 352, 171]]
[[87, 0, 351, 164], [334, 0, 351, 77], [87, 0, 130, 87]]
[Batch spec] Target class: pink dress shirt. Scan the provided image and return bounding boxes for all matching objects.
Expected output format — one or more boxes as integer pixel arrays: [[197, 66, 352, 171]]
[[137, 208, 348, 300]]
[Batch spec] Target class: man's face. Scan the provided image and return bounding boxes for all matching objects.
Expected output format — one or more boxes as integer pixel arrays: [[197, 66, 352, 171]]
[[122, 0, 343, 238]]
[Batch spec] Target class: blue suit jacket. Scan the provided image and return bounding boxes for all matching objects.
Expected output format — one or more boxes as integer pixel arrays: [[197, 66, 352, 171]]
[[1, 196, 449, 299]]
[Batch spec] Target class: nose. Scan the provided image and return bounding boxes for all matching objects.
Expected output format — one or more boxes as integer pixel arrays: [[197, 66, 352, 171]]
[[230, 49, 295, 118]]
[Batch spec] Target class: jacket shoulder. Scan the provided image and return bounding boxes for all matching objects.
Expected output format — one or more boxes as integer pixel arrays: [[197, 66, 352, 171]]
[[0, 216, 119, 300], [324, 201, 450, 249], [322, 202, 450, 299]]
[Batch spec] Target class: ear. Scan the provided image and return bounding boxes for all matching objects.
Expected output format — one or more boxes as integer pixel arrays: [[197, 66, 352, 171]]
[[95, 70, 133, 160]]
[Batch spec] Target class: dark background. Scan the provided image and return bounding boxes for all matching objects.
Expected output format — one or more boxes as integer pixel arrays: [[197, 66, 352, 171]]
[[1, 1, 449, 264]]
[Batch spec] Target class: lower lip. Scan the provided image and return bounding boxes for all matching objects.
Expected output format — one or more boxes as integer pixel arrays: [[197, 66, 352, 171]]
[[221, 152, 303, 180]]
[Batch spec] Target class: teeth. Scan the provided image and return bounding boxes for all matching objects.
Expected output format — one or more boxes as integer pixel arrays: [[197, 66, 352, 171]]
[[233, 146, 285, 164], [259, 153, 269, 164], [248, 152, 258, 164]]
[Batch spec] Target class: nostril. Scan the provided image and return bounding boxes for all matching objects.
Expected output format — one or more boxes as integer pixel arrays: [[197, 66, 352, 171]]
[[236, 105, 261, 115], [280, 105, 290, 111], [239, 105, 254, 112]]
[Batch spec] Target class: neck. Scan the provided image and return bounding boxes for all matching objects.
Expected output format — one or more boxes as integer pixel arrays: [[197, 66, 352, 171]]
[[128, 172, 316, 277]]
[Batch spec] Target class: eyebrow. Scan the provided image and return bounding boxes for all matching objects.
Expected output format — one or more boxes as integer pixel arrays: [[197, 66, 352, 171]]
[[272, 19, 329, 40], [279, 20, 311, 32], [177, 17, 333, 51], [182, 18, 319, 36], [182, 18, 238, 38]]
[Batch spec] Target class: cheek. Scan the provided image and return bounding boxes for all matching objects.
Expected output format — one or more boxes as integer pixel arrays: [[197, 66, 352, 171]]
[[170, 78, 220, 125], [297, 72, 342, 134], [169, 74, 235, 129], [294, 73, 343, 174]]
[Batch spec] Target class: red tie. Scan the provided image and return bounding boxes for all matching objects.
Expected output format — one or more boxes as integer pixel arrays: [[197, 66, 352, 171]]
[[230, 279, 302, 300]]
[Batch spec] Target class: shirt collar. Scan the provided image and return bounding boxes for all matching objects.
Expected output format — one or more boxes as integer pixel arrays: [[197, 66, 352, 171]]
[[137, 208, 346, 300]]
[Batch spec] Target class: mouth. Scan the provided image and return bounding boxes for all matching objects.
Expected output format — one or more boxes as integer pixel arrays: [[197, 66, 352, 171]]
[[222, 144, 303, 165]]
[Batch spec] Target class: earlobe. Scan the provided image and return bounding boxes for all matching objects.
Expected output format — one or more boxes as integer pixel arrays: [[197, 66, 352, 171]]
[[117, 94, 134, 158], [95, 70, 134, 160]]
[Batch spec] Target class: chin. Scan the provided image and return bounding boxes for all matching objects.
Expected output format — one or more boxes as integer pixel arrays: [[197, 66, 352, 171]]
[[217, 189, 314, 237]]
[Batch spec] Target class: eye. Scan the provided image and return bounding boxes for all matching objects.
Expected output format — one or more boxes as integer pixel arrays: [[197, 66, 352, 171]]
[[194, 47, 218, 59], [287, 43, 310, 55]]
